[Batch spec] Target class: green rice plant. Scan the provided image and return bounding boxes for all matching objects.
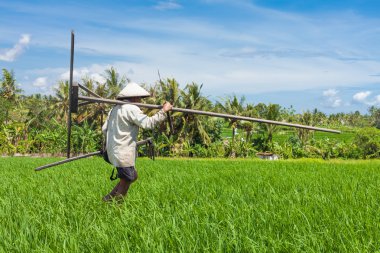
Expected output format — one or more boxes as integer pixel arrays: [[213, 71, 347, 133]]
[[0, 158, 380, 252]]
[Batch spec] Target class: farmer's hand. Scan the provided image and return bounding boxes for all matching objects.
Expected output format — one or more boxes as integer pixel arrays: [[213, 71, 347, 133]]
[[162, 102, 173, 112]]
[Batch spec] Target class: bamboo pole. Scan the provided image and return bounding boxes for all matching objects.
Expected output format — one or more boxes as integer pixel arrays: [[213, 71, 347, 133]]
[[78, 101, 95, 107], [35, 138, 154, 171], [78, 95, 341, 134], [78, 83, 101, 98], [35, 151, 101, 171]]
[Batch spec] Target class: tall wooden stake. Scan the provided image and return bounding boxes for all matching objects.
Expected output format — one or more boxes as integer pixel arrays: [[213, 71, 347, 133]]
[[67, 31, 75, 158]]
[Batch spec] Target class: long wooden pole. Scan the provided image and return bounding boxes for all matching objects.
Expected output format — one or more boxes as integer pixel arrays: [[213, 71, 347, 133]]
[[67, 31, 75, 158], [78, 95, 341, 134], [35, 138, 154, 171], [35, 151, 101, 171], [78, 83, 101, 98]]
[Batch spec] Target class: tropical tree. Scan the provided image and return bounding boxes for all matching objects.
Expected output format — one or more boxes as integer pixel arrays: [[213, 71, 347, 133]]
[[145, 78, 182, 137], [328, 112, 345, 127], [52, 80, 70, 124], [0, 69, 23, 124], [103, 67, 127, 99], [180, 83, 212, 147], [369, 106, 380, 129], [312, 108, 327, 126], [0, 69, 22, 101], [215, 95, 245, 142], [253, 103, 282, 150], [295, 111, 314, 145], [78, 77, 106, 126], [240, 103, 257, 142], [24, 94, 55, 130], [354, 127, 380, 158]]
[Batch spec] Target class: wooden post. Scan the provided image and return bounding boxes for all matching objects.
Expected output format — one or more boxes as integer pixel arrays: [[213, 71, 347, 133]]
[[67, 31, 75, 158]]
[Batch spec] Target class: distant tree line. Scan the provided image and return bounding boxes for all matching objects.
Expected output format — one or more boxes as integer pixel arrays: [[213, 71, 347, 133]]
[[1, 68, 379, 159]]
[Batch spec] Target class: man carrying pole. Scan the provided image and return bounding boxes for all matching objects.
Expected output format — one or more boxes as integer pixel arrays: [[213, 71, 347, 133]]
[[102, 82, 172, 202]]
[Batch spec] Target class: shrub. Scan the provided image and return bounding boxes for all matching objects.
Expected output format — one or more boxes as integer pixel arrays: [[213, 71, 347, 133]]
[[354, 128, 380, 158]]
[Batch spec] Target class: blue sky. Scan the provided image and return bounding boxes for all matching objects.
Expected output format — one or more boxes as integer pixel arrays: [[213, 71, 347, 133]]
[[1, 0, 380, 114]]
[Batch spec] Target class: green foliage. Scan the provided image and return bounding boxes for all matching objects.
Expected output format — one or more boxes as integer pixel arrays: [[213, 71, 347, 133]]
[[215, 95, 246, 139], [0, 68, 22, 101], [369, 106, 380, 129], [295, 111, 314, 145], [252, 134, 271, 152], [71, 121, 102, 154], [204, 118, 223, 142], [0, 67, 378, 159], [353, 127, 380, 158], [0, 69, 22, 125], [104, 67, 127, 99], [0, 97, 12, 124]]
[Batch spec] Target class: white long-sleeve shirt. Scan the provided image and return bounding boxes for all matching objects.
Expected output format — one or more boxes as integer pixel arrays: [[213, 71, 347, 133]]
[[102, 104, 166, 167]]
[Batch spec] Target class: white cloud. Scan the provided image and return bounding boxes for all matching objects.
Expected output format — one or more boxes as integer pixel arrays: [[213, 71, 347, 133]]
[[322, 89, 342, 108], [0, 34, 31, 62], [154, 0, 182, 10], [323, 89, 338, 97], [353, 91, 371, 102], [90, 73, 107, 84], [352, 91, 380, 106], [60, 65, 109, 84], [32, 77, 48, 87]]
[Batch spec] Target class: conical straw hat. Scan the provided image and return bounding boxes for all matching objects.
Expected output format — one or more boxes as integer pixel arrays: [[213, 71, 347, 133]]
[[116, 82, 150, 99]]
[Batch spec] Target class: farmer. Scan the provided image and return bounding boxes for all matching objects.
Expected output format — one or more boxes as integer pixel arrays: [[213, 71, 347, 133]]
[[102, 82, 172, 202]]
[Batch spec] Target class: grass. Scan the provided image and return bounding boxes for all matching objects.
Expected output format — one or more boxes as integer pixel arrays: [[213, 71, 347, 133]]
[[1, 157, 380, 252]]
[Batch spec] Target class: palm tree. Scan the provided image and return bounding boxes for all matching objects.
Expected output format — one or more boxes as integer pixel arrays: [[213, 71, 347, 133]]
[[312, 108, 327, 126], [180, 83, 212, 147], [215, 95, 245, 142], [143, 78, 183, 137], [25, 94, 54, 129], [103, 67, 127, 99], [369, 106, 380, 129], [157, 78, 181, 105], [254, 103, 282, 147], [52, 80, 70, 123], [0, 69, 22, 101], [77, 77, 106, 125], [0, 69, 23, 124], [241, 103, 256, 142], [94, 81, 110, 127], [295, 111, 314, 145], [264, 104, 282, 144], [144, 78, 181, 109]]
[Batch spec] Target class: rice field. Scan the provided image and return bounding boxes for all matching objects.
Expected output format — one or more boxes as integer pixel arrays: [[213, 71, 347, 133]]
[[1, 157, 380, 252]]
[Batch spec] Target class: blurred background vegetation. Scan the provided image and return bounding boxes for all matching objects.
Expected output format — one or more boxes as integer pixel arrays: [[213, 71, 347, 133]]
[[1, 67, 379, 159]]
